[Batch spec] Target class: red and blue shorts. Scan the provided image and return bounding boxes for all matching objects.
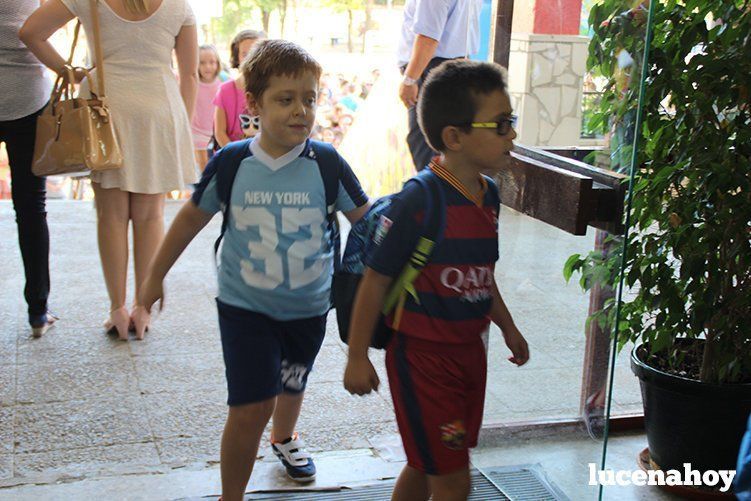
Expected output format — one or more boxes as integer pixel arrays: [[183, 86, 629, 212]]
[[385, 333, 487, 475]]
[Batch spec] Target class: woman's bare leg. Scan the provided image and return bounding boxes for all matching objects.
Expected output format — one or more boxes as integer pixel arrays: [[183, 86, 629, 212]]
[[130, 192, 165, 338], [130, 192, 165, 297], [92, 182, 130, 311]]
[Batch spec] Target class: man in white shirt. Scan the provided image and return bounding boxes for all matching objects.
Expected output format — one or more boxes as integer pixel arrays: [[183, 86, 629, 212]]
[[398, 0, 481, 171]]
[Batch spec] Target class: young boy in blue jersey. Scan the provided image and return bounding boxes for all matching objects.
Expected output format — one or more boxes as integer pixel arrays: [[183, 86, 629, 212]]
[[344, 60, 530, 501], [140, 40, 369, 500]]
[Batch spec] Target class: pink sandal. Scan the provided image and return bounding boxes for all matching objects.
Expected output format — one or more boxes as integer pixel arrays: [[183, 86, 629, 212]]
[[104, 307, 130, 341], [130, 305, 150, 340]]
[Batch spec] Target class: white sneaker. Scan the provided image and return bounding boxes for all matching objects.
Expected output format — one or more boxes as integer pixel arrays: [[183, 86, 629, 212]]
[[271, 433, 316, 482]]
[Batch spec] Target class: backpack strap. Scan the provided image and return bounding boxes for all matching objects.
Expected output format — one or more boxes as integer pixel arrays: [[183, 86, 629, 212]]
[[309, 140, 343, 272], [211, 139, 343, 273], [308, 140, 340, 216], [213, 139, 253, 259], [413, 170, 446, 242], [383, 170, 446, 317]]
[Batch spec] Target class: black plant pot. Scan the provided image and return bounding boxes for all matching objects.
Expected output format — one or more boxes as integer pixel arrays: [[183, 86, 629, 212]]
[[631, 344, 751, 472]]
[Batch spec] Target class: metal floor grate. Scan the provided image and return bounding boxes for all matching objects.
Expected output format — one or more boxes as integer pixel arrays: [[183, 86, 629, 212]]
[[479, 464, 569, 501], [190, 465, 567, 501]]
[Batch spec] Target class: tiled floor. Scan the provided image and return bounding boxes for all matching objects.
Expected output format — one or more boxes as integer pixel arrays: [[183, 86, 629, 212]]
[[1, 431, 684, 500], [0, 200, 644, 497]]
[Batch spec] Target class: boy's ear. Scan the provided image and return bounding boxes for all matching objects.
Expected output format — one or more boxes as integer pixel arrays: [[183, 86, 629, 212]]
[[246, 91, 260, 115], [441, 126, 463, 152]]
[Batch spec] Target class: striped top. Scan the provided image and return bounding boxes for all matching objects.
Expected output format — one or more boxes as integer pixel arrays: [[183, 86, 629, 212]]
[[366, 162, 500, 345], [0, 0, 53, 121]]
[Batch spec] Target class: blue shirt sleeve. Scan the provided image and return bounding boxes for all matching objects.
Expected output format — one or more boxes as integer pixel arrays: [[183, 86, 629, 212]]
[[334, 153, 369, 212], [365, 180, 425, 278], [413, 0, 452, 41], [191, 154, 222, 215]]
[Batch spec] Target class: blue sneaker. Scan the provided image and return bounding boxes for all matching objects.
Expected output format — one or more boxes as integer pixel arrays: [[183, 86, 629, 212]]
[[29, 311, 59, 338], [271, 433, 316, 482]]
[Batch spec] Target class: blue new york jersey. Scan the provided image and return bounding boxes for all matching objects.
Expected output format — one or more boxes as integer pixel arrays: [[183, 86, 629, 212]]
[[192, 138, 368, 320]]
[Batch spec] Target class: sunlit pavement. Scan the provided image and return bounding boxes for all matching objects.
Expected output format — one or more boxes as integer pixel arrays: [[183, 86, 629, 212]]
[[0, 200, 650, 498]]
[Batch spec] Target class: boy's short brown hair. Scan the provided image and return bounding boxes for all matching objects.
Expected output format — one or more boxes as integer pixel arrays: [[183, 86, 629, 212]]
[[241, 39, 323, 100], [230, 29, 265, 69], [417, 60, 508, 152]]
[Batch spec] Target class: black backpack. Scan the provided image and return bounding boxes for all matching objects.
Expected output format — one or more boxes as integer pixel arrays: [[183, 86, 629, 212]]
[[332, 170, 445, 349]]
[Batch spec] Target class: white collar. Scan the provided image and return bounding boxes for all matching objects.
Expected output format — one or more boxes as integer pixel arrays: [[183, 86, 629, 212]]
[[249, 136, 306, 172]]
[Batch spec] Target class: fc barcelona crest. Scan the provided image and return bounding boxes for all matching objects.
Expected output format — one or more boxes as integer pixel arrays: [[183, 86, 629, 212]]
[[440, 419, 467, 450]]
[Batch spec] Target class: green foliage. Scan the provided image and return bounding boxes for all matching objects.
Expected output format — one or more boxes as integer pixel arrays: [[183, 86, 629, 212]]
[[581, 91, 604, 138], [321, 0, 367, 52], [581, 0, 601, 35], [210, 0, 283, 43], [252, 0, 285, 33], [253, 0, 284, 10], [567, 0, 751, 384], [323, 0, 365, 12], [210, 0, 259, 45]]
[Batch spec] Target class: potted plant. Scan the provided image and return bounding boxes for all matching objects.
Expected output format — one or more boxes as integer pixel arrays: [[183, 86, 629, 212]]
[[565, 0, 751, 476]]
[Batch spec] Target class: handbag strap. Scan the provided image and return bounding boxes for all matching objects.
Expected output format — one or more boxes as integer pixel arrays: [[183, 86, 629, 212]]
[[88, 0, 107, 98], [47, 20, 81, 105], [47, 0, 106, 105], [67, 20, 81, 65]]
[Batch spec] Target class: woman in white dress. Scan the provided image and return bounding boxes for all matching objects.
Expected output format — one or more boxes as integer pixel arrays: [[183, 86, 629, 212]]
[[21, 0, 198, 340]]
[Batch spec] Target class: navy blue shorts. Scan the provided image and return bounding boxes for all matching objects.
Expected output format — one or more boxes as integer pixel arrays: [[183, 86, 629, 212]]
[[217, 300, 327, 407]]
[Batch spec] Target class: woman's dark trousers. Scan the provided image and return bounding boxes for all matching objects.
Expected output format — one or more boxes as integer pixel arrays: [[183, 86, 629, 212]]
[[0, 106, 50, 321]]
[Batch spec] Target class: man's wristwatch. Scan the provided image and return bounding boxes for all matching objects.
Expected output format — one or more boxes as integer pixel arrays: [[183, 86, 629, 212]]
[[402, 75, 418, 86]]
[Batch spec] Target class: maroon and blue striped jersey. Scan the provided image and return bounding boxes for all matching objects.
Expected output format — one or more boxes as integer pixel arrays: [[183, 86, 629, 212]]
[[365, 166, 501, 344]]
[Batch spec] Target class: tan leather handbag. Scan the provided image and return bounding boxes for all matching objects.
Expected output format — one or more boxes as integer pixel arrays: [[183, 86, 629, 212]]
[[32, 0, 123, 177]]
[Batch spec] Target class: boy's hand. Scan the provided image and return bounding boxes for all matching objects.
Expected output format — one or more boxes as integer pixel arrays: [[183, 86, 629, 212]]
[[503, 326, 530, 366], [139, 275, 165, 314], [343, 356, 380, 395]]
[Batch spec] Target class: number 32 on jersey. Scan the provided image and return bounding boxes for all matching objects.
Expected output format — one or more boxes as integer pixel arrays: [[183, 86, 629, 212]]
[[231, 206, 325, 290]]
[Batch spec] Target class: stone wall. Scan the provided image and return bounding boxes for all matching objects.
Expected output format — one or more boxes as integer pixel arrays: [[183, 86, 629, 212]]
[[507, 34, 589, 147]]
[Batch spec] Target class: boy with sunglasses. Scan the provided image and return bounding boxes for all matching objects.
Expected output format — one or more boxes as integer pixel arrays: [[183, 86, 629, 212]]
[[344, 59, 529, 500]]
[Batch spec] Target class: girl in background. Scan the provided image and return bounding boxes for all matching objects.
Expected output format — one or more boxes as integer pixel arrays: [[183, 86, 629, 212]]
[[191, 44, 222, 170], [213, 29, 263, 148]]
